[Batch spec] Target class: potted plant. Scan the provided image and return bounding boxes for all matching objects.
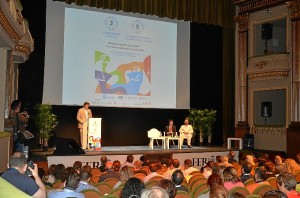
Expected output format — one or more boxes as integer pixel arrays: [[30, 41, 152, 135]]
[[188, 108, 217, 146], [33, 104, 58, 151]]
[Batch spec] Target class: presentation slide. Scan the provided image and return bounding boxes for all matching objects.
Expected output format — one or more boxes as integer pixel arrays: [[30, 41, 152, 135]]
[[43, 0, 190, 109]]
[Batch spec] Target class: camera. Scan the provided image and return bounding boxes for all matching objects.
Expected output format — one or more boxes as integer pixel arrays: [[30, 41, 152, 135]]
[[25, 161, 35, 176]]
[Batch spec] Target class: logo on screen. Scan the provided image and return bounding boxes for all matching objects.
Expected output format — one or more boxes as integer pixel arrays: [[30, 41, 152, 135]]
[[105, 15, 118, 31], [131, 20, 144, 34]]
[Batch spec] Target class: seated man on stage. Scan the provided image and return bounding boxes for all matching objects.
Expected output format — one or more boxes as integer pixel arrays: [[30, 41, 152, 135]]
[[179, 118, 193, 148], [165, 119, 176, 137], [77, 102, 93, 150]]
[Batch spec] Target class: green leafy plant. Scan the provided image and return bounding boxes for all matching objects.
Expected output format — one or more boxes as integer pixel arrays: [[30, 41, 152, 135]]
[[188, 108, 217, 143], [33, 104, 58, 149]]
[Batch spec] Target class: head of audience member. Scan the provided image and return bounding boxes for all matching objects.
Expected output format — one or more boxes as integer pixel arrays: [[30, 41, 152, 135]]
[[211, 162, 222, 176], [171, 170, 185, 186], [155, 162, 163, 170], [141, 186, 169, 198], [207, 174, 224, 189], [140, 155, 149, 166], [262, 189, 288, 198], [282, 158, 300, 175], [120, 166, 135, 183], [254, 166, 267, 182], [79, 170, 92, 182], [149, 163, 158, 173], [170, 159, 180, 169], [296, 153, 300, 164], [245, 155, 256, 166], [54, 163, 66, 181], [134, 160, 143, 170], [105, 161, 113, 171], [11, 100, 21, 113], [81, 164, 92, 173], [265, 161, 276, 172], [65, 171, 80, 190], [8, 152, 28, 174], [276, 172, 297, 195], [120, 177, 145, 198], [157, 179, 177, 198], [209, 185, 228, 198], [274, 156, 283, 165], [242, 162, 252, 175], [126, 154, 134, 163], [228, 192, 246, 198], [183, 159, 194, 170], [113, 160, 121, 172], [228, 151, 235, 159], [216, 156, 222, 163], [73, 161, 82, 173], [48, 164, 56, 176], [100, 155, 107, 164], [62, 167, 77, 182], [223, 166, 241, 183]]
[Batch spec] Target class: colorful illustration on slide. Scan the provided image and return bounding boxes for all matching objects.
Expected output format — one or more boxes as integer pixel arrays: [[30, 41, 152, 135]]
[[94, 51, 151, 96]]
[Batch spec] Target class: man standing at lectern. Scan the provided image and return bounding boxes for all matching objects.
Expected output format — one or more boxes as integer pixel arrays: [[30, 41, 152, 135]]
[[77, 102, 93, 150]]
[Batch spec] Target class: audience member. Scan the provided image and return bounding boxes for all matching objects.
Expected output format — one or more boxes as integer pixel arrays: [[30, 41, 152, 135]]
[[114, 165, 135, 189], [122, 154, 134, 168], [265, 161, 277, 179], [141, 186, 169, 198], [228, 151, 238, 164], [53, 164, 65, 182], [0, 152, 46, 198], [222, 166, 244, 191], [240, 162, 254, 183], [43, 164, 56, 184], [245, 155, 256, 166], [144, 163, 159, 183], [133, 160, 148, 175], [296, 153, 300, 165], [76, 170, 99, 192], [98, 161, 120, 182], [198, 174, 224, 198], [216, 156, 222, 166], [163, 159, 182, 180], [277, 172, 300, 197], [73, 161, 82, 174], [99, 155, 108, 172], [219, 156, 233, 168], [201, 161, 213, 179], [171, 169, 189, 193], [263, 189, 288, 198], [246, 166, 270, 194], [275, 156, 285, 174], [183, 159, 199, 176], [81, 164, 92, 173], [283, 158, 300, 175], [113, 160, 121, 173], [209, 185, 228, 198], [120, 177, 145, 198], [228, 192, 246, 198], [158, 179, 177, 198], [140, 155, 149, 166], [48, 171, 84, 198]]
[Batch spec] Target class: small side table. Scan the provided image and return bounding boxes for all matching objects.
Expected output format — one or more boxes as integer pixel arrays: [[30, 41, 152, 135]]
[[166, 136, 181, 149]]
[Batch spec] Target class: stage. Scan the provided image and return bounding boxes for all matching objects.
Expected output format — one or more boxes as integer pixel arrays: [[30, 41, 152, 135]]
[[31, 145, 238, 170]]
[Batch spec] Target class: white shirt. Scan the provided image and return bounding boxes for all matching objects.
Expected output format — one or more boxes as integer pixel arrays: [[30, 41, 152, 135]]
[[179, 124, 193, 135]]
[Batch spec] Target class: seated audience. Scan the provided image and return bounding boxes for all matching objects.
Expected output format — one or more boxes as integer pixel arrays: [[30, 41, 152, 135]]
[[277, 172, 300, 197], [144, 163, 159, 184], [223, 166, 244, 191], [99, 155, 107, 172], [81, 164, 92, 173], [140, 155, 149, 166], [43, 164, 56, 184], [171, 170, 189, 193], [228, 151, 238, 164], [113, 160, 121, 173], [219, 156, 233, 168], [183, 159, 199, 176], [163, 159, 182, 180], [73, 161, 82, 174], [0, 152, 46, 198], [120, 177, 145, 198], [133, 160, 148, 175], [296, 153, 300, 165], [141, 186, 169, 198], [245, 155, 256, 166], [76, 170, 99, 192], [274, 156, 285, 174], [263, 189, 288, 198], [246, 166, 270, 194], [98, 161, 120, 182], [157, 179, 177, 198], [122, 154, 135, 168], [48, 171, 84, 198], [216, 156, 223, 166], [53, 164, 65, 182], [198, 174, 224, 198], [264, 161, 277, 179], [201, 161, 213, 179], [240, 162, 253, 183], [114, 165, 135, 189], [209, 185, 228, 198], [283, 158, 300, 175]]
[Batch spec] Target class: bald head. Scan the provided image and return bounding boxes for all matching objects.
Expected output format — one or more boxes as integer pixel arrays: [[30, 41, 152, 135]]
[[106, 161, 113, 170]]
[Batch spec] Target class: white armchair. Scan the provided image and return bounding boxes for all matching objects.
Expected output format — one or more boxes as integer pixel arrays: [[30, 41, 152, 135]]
[[147, 128, 165, 149]]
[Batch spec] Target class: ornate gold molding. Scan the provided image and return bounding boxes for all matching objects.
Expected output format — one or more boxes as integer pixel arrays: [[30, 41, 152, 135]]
[[235, 13, 250, 32], [287, 0, 300, 21], [14, 44, 31, 57], [16, 9, 24, 25], [255, 60, 268, 69], [234, 0, 288, 15], [248, 71, 289, 80], [0, 7, 21, 43]]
